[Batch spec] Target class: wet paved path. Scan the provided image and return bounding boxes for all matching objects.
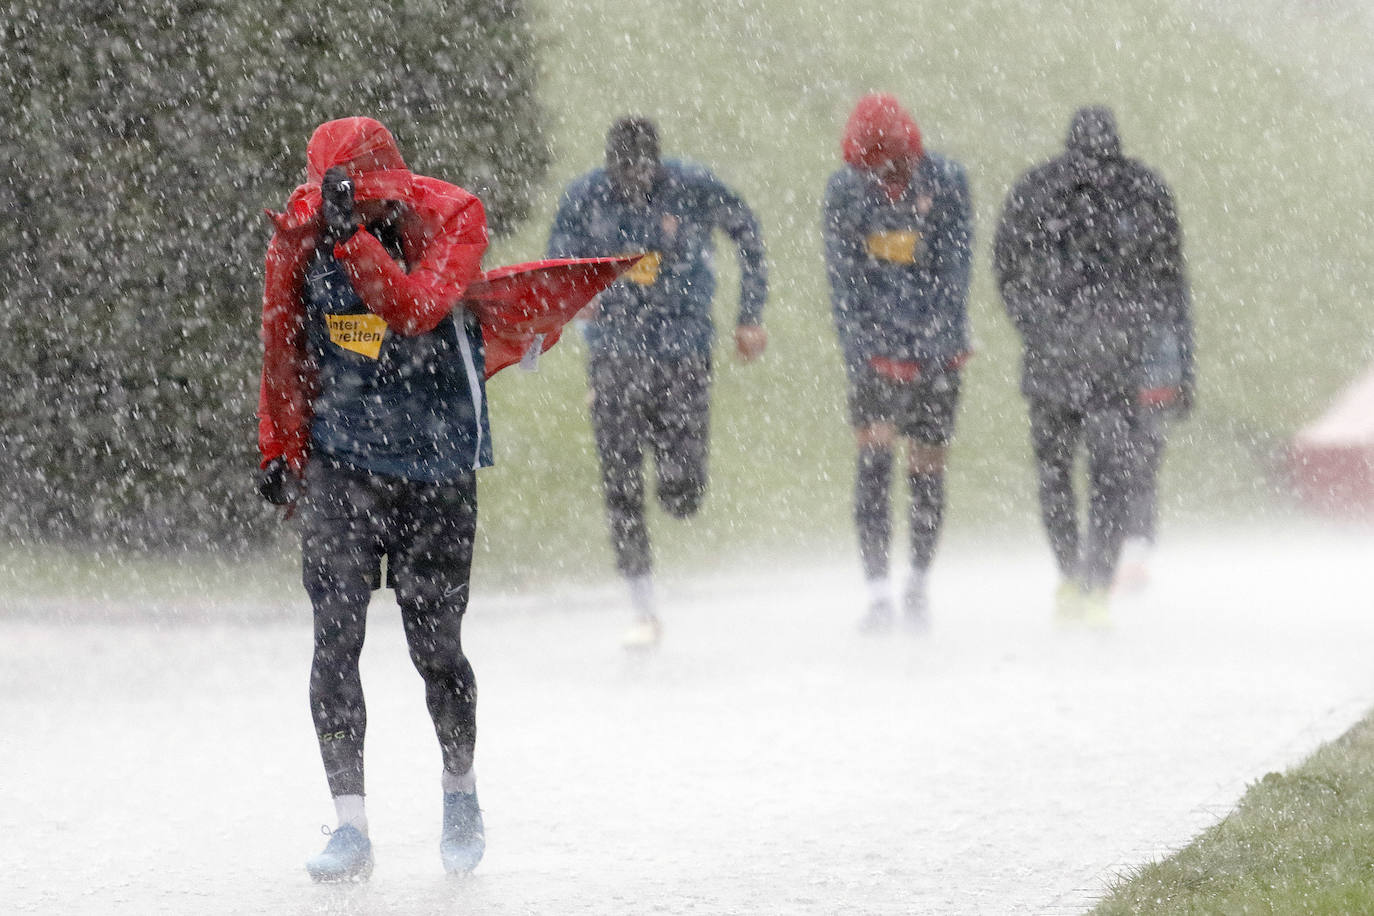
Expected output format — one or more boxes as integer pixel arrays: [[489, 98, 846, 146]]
[[5, 527, 1373, 914]]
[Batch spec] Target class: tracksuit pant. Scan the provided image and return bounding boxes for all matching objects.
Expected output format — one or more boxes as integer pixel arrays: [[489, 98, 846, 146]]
[[588, 353, 712, 579], [1027, 397, 1137, 590]]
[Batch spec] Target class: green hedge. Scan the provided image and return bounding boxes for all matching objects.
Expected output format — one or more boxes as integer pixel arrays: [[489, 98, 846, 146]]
[[0, 0, 548, 548]]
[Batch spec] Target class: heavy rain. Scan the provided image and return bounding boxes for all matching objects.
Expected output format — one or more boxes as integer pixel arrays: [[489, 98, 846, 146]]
[[4, 0, 1374, 913]]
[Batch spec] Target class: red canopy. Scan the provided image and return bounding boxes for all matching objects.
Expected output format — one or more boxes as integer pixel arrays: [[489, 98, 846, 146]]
[[465, 256, 640, 376], [1289, 367, 1374, 515]]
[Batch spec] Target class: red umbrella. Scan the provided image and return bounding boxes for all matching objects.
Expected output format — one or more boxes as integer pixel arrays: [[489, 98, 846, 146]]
[[465, 255, 641, 376]]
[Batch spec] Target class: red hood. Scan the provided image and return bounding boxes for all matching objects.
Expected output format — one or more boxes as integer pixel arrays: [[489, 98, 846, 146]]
[[841, 93, 923, 173], [306, 116, 408, 182], [268, 117, 417, 233]]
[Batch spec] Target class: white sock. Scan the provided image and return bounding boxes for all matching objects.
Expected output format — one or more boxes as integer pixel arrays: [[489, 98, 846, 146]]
[[334, 794, 368, 835], [628, 574, 655, 618], [866, 576, 890, 606], [442, 767, 477, 795]]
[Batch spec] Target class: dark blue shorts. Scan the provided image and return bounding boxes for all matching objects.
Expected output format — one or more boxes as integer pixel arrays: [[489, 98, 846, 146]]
[[847, 366, 962, 445]]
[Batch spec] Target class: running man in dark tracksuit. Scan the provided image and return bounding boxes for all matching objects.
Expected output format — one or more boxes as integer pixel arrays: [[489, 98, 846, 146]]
[[824, 94, 973, 632], [257, 118, 490, 881], [994, 106, 1191, 619], [547, 117, 768, 648]]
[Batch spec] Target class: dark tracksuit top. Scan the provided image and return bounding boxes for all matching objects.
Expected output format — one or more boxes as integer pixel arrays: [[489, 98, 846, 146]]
[[546, 158, 765, 580], [545, 158, 767, 363], [304, 245, 493, 481], [823, 152, 973, 382], [994, 139, 1191, 409]]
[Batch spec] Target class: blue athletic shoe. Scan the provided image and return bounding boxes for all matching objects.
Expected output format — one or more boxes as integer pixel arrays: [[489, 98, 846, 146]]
[[305, 824, 373, 883], [440, 791, 485, 874]]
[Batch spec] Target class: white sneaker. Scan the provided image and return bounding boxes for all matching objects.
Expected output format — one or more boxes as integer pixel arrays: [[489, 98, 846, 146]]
[[622, 614, 662, 650], [901, 575, 931, 634], [858, 596, 894, 634]]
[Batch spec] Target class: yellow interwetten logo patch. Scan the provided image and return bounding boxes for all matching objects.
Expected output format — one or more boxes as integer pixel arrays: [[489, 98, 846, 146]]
[[865, 230, 922, 265], [623, 252, 662, 286], [327, 313, 387, 360]]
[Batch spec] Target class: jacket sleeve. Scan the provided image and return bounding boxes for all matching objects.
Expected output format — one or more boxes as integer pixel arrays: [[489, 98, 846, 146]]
[[931, 162, 973, 352], [334, 193, 488, 337], [822, 172, 868, 371], [257, 229, 315, 472], [705, 174, 768, 326], [1153, 181, 1194, 397], [993, 175, 1049, 338]]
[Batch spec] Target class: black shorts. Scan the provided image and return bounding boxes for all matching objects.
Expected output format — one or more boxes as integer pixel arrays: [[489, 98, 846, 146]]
[[847, 366, 962, 445], [300, 456, 477, 593]]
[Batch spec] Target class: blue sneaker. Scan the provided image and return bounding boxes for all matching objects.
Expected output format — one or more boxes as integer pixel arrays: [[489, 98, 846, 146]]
[[440, 791, 485, 874], [305, 824, 373, 883]]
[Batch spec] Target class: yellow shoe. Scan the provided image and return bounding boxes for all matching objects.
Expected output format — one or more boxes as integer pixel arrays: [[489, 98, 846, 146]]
[[1055, 581, 1112, 628], [1054, 580, 1085, 624], [1079, 587, 1112, 628]]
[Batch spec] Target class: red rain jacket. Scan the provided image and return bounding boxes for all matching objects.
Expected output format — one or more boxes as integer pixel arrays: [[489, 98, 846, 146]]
[[258, 117, 632, 472]]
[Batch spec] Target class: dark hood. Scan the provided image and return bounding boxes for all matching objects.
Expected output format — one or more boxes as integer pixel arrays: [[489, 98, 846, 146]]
[[1065, 106, 1123, 165]]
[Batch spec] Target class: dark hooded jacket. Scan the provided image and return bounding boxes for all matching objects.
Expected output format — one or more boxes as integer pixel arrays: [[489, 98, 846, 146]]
[[823, 94, 972, 379], [993, 107, 1192, 407]]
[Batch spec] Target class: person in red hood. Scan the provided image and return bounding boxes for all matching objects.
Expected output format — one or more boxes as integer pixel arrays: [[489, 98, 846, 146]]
[[257, 116, 492, 882], [823, 94, 973, 633]]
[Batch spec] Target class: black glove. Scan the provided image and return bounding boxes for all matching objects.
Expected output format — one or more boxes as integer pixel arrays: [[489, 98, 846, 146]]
[[257, 457, 297, 506], [320, 165, 357, 244]]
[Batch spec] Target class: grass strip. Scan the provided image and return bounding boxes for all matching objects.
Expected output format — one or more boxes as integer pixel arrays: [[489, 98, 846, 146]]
[[1093, 710, 1374, 914]]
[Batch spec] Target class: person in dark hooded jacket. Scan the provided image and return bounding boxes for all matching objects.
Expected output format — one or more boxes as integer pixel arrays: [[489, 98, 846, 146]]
[[823, 93, 972, 632], [993, 106, 1191, 617], [547, 116, 768, 648]]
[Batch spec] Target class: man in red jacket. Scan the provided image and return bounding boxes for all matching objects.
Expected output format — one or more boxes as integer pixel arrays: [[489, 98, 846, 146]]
[[258, 117, 491, 881]]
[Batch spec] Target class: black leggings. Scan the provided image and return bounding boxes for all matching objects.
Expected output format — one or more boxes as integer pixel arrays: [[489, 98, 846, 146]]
[[1125, 406, 1167, 542], [589, 353, 712, 578], [1028, 398, 1135, 589], [854, 447, 947, 581], [301, 458, 478, 797]]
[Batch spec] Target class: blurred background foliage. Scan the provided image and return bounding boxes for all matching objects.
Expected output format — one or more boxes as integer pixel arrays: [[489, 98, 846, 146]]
[[0, 0, 547, 549], [2, 0, 1372, 595]]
